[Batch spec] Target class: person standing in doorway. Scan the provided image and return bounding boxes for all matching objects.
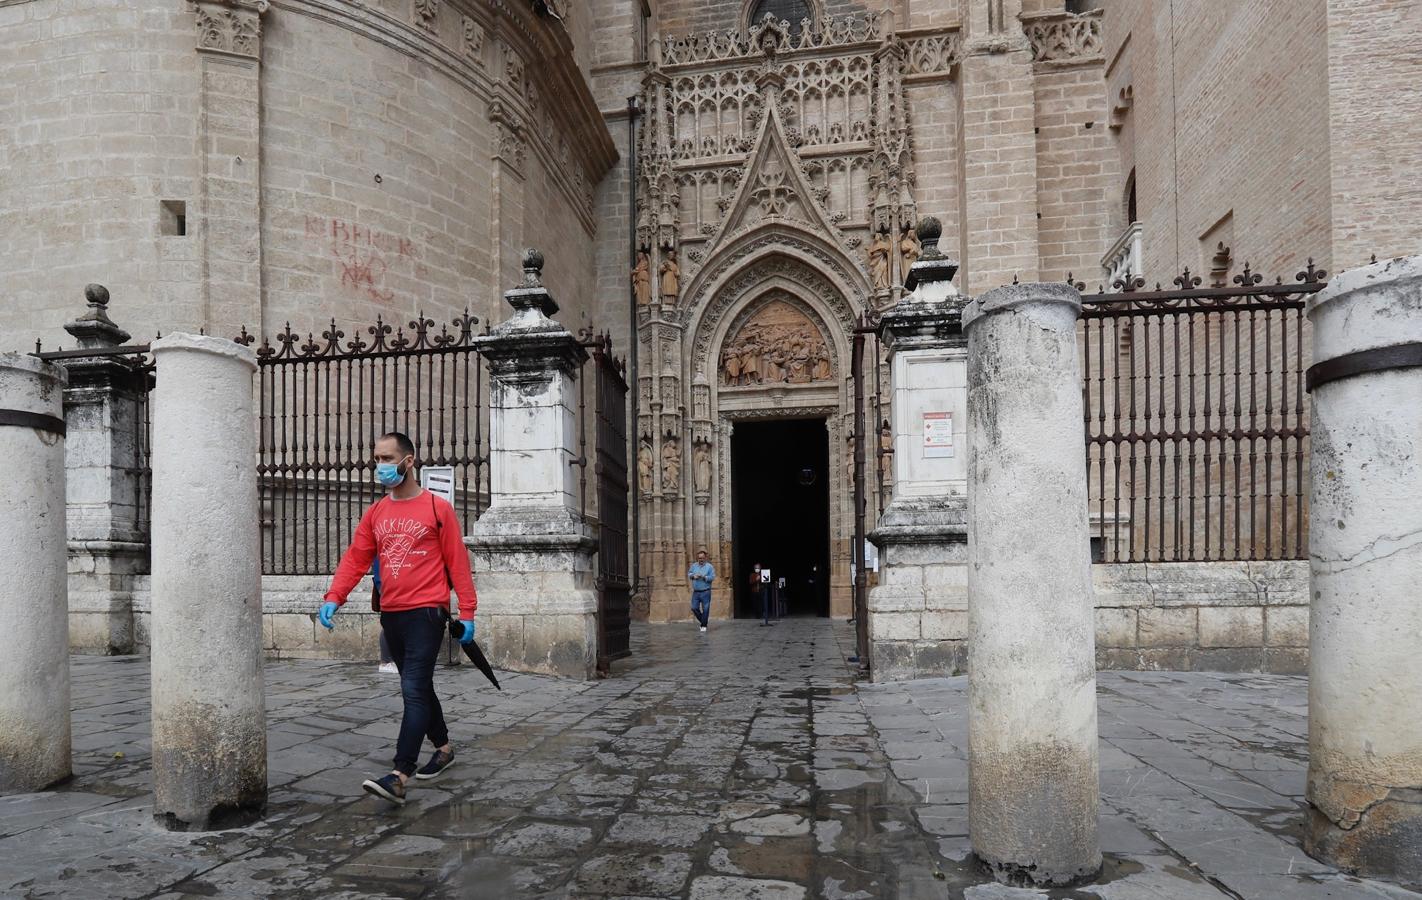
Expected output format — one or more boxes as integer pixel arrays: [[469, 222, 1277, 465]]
[[688, 550, 715, 634], [750, 562, 772, 627], [317, 431, 478, 806]]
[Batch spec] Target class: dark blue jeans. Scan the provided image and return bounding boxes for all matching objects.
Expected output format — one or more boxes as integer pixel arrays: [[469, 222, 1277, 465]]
[[691, 589, 711, 627], [380, 605, 449, 776]]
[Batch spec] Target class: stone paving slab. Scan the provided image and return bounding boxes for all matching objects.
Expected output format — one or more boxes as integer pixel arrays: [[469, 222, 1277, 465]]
[[0, 620, 1418, 899]]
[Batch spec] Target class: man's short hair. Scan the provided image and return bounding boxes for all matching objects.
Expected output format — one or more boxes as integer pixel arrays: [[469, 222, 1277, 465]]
[[381, 431, 416, 457]]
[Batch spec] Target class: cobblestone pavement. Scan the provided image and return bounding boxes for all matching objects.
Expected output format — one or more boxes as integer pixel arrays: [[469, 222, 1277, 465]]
[[1, 619, 1418, 899]]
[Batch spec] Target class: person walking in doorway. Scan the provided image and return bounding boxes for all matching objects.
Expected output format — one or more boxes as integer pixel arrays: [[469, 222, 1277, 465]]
[[317, 431, 478, 806], [688, 550, 715, 633], [750, 562, 772, 627]]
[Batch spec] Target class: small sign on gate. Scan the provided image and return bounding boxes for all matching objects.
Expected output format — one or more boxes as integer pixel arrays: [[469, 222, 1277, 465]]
[[421, 466, 456, 506]]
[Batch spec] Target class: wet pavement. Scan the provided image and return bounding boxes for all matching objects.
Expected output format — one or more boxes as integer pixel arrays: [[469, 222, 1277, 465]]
[[1, 618, 1418, 899]]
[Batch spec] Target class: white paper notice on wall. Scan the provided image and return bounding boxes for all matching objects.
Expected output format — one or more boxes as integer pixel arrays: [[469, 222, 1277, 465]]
[[922, 411, 954, 458], [421, 466, 457, 505]]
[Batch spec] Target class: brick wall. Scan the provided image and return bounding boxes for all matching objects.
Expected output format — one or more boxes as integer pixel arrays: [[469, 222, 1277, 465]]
[[1033, 63, 1115, 284], [0, 0, 203, 346], [1326, 0, 1422, 267], [259, 9, 507, 343], [905, 81, 962, 264], [0, 0, 606, 354], [1103, 0, 1331, 284], [956, 47, 1040, 293]]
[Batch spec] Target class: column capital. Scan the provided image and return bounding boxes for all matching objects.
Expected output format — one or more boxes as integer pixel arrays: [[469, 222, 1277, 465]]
[[194, 0, 270, 59]]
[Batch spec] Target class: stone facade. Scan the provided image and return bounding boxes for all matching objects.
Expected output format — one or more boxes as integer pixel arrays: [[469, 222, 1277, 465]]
[[0, 0, 615, 348], [589, 0, 1115, 621], [7, 0, 1422, 663]]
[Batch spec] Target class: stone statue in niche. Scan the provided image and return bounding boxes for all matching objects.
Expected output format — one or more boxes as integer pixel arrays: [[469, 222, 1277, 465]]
[[661, 436, 682, 490], [899, 224, 921, 275], [659, 250, 680, 304], [693, 439, 712, 492], [868, 230, 892, 292], [719, 300, 832, 386], [638, 438, 654, 494], [632, 250, 652, 306], [845, 433, 856, 484]]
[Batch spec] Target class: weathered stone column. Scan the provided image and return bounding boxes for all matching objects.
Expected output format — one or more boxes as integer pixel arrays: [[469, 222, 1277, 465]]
[[963, 282, 1100, 886], [470, 250, 599, 680], [0, 353, 70, 794], [1304, 255, 1422, 882], [868, 217, 971, 681], [149, 334, 264, 830], [60, 285, 150, 655]]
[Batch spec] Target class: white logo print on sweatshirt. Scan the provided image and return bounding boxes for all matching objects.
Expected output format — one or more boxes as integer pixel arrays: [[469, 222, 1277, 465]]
[[373, 517, 432, 579]]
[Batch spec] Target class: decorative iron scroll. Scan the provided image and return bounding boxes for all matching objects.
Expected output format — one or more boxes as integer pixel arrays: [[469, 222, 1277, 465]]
[[235, 311, 483, 360]]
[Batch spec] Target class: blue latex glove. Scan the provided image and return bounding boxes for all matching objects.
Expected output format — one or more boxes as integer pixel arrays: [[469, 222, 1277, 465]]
[[458, 620, 476, 644], [318, 601, 339, 630]]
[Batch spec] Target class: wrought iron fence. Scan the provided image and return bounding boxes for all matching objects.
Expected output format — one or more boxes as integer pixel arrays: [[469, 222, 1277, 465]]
[[237, 314, 491, 576], [1077, 262, 1327, 563]]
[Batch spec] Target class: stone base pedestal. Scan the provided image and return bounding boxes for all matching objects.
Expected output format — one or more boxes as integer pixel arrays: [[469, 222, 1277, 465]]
[[68, 540, 147, 654], [470, 507, 599, 680], [868, 499, 968, 682]]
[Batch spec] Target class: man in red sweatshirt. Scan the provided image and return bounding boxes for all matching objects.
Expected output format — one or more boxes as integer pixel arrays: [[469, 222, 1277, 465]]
[[317, 431, 478, 805]]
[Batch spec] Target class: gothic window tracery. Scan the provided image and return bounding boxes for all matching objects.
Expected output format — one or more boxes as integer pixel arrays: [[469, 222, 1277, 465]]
[[747, 0, 813, 38]]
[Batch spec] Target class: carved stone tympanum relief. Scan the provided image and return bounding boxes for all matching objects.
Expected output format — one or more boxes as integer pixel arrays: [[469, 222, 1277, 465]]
[[719, 299, 832, 386]]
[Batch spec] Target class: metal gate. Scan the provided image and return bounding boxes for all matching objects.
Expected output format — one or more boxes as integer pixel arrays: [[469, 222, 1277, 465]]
[[1078, 262, 1326, 563], [589, 335, 632, 673], [236, 315, 490, 574]]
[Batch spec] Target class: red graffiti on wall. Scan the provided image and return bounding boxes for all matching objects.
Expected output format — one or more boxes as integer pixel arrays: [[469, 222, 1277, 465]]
[[306, 216, 419, 304]]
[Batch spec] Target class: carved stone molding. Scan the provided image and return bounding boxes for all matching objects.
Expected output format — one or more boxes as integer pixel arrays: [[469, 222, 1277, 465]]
[[662, 10, 884, 68], [488, 98, 525, 174], [903, 31, 961, 78], [414, 0, 437, 33], [1024, 10, 1104, 64], [462, 16, 484, 64], [194, 0, 270, 59]]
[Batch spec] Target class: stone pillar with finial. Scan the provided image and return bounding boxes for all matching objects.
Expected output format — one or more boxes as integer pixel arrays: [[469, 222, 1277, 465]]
[[867, 216, 972, 681], [470, 249, 600, 679], [60, 285, 152, 654]]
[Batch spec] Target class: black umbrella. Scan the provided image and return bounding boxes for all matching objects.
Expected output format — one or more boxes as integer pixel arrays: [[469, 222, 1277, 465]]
[[447, 619, 502, 690]]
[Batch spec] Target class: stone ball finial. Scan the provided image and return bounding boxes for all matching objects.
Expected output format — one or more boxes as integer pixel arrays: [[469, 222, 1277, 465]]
[[917, 216, 943, 260], [84, 283, 110, 310], [521, 248, 544, 287], [917, 216, 942, 243]]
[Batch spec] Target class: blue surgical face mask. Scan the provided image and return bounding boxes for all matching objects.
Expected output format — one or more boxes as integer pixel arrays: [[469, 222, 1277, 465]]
[[375, 457, 408, 487]]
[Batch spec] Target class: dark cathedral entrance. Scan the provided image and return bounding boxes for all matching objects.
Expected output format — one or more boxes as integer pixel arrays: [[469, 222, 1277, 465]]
[[731, 418, 830, 618]]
